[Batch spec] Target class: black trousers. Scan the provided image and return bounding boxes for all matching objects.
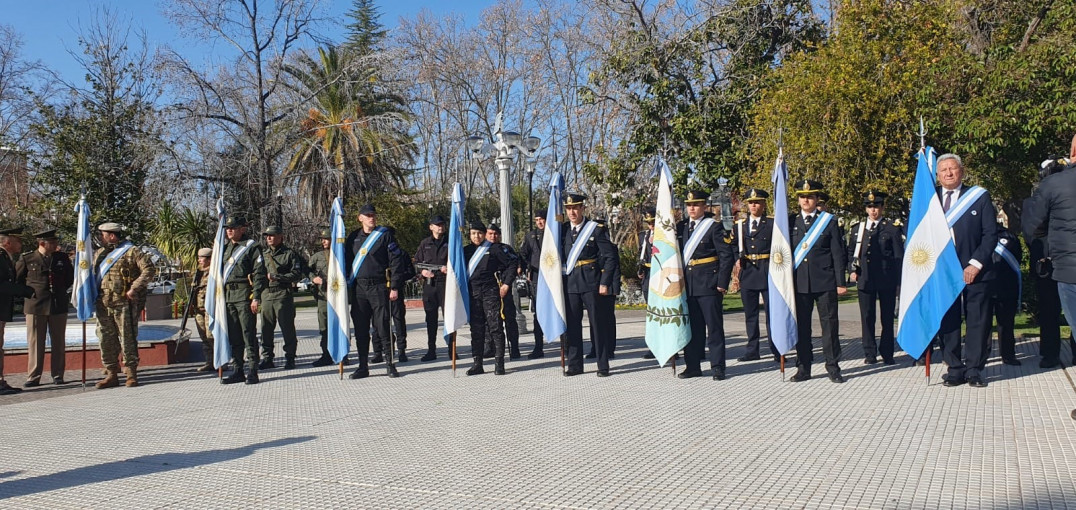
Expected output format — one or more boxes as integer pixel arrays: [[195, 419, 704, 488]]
[[741, 287, 776, 358], [794, 290, 841, 376], [939, 281, 991, 380], [351, 279, 393, 370], [686, 294, 726, 372], [988, 289, 1018, 361], [1035, 274, 1066, 362], [487, 293, 519, 355], [422, 279, 446, 349], [470, 283, 505, 362], [566, 291, 612, 372], [528, 274, 544, 351], [858, 287, 896, 360], [375, 298, 407, 355]]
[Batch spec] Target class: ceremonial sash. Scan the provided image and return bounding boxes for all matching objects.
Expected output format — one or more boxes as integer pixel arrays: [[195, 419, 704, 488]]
[[222, 240, 255, 282], [853, 221, 868, 259], [563, 220, 598, 275], [467, 241, 491, 276], [994, 240, 1022, 301], [793, 212, 833, 269], [737, 220, 745, 254], [945, 186, 986, 227], [682, 218, 716, 264], [349, 227, 386, 282], [97, 241, 135, 281], [638, 231, 651, 262]]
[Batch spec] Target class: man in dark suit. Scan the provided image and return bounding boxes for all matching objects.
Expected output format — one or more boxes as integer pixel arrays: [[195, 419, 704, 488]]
[[676, 190, 735, 380], [847, 191, 904, 365], [789, 180, 848, 383], [731, 188, 776, 362], [15, 230, 75, 387], [638, 209, 657, 359], [936, 153, 998, 388], [0, 227, 34, 395], [989, 219, 1022, 366], [561, 193, 619, 377]]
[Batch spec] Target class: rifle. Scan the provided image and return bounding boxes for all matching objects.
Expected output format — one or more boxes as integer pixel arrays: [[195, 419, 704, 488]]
[[414, 263, 444, 284], [170, 269, 204, 354]]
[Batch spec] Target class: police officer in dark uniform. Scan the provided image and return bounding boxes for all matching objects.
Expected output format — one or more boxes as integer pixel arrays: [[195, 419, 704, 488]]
[[219, 216, 268, 385], [847, 191, 904, 365], [990, 218, 1022, 366], [676, 190, 735, 380], [638, 209, 657, 359], [484, 224, 522, 359], [464, 221, 517, 375], [562, 193, 619, 377], [259, 225, 306, 370], [345, 204, 410, 379], [414, 215, 449, 361], [518, 210, 546, 358], [789, 180, 848, 383], [730, 188, 778, 362]]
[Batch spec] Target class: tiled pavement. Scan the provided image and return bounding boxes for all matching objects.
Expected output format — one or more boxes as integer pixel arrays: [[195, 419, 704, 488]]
[[1, 303, 1075, 509]]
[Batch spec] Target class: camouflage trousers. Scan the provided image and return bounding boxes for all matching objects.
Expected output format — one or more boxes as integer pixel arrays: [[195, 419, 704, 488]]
[[96, 302, 139, 371], [194, 311, 214, 362]]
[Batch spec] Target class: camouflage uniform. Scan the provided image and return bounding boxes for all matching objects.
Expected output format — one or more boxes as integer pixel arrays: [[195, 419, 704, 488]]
[[94, 240, 156, 379], [192, 269, 213, 362], [259, 240, 305, 366]]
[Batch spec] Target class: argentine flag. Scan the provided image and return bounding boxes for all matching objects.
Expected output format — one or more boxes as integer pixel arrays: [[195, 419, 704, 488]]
[[535, 173, 567, 344], [644, 160, 691, 365], [897, 147, 964, 360], [767, 152, 798, 355], [71, 196, 98, 321], [206, 198, 231, 369], [327, 197, 352, 363], [443, 183, 470, 342]]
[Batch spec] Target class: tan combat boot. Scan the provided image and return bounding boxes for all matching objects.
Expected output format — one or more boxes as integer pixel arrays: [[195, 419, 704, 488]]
[[95, 369, 120, 389], [124, 366, 139, 387]]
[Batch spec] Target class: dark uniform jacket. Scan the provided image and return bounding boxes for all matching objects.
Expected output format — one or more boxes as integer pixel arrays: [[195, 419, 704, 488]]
[[561, 218, 618, 295], [730, 216, 772, 291], [519, 228, 544, 275], [1, 248, 34, 322], [464, 242, 516, 290], [991, 227, 1022, 295], [790, 212, 848, 293], [637, 230, 653, 279], [938, 184, 997, 283], [344, 226, 409, 290], [16, 250, 74, 315], [414, 235, 448, 288], [220, 237, 267, 304], [261, 244, 305, 300], [307, 249, 329, 301], [1023, 164, 1076, 284], [676, 216, 735, 297], [846, 217, 903, 292]]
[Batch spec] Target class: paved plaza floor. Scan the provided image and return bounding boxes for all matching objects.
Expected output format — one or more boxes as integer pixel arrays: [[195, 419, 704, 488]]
[[1, 303, 1075, 508]]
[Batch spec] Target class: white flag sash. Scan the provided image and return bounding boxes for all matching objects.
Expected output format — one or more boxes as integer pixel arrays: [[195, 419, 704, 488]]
[[682, 218, 716, 263], [793, 211, 833, 269], [737, 220, 745, 254], [222, 240, 255, 282], [97, 241, 135, 281], [853, 220, 868, 260], [348, 227, 386, 282], [944, 186, 986, 227], [563, 220, 598, 275], [467, 241, 491, 277]]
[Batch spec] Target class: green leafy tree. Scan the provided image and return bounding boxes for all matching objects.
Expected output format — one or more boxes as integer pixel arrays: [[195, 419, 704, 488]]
[[344, 0, 387, 55]]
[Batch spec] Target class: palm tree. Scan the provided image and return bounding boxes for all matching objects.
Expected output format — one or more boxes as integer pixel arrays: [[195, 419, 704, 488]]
[[285, 45, 415, 218]]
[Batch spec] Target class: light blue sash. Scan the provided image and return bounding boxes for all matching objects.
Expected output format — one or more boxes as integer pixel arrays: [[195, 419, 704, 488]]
[[994, 240, 1022, 301], [467, 241, 491, 277], [349, 227, 386, 282], [682, 217, 716, 263], [793, 212, 833, 269], [222, 240, 255, 281], [563, 220, 598, 275], [97, 241, 135, 281], [944, 186, 986, 227]]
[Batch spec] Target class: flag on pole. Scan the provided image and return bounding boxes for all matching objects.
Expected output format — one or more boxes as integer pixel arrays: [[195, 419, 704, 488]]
[[206, 198, 231, 369], [443, 183, 470, 341], [897, 146, 964, 360], [327, 197, 352, 363], [767, 151, 798, 355], [71, 196, 97, 321], [535, 172, 567, 344], [644, 159, 691, 365]]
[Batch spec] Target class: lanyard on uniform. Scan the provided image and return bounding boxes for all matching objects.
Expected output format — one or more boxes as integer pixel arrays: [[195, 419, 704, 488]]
[[97, 241, 135, 281], [349, 227, 386, 283], [793, 211, 833, 269], [563, 220, 598, 274], [222, 240, 255, 281], [468, 241, 491, 276]]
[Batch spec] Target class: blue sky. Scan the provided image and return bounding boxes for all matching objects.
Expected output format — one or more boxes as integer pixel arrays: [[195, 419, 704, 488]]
[[4, 0, 496, 85]]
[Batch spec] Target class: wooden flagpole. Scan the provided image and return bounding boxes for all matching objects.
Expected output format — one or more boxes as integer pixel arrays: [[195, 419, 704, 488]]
[[81, 322, 87, 390]]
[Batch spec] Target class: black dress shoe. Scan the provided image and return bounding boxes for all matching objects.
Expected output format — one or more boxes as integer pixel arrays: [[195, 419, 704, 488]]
[[737, 354, 761, 362], [258, 359, 275, 370], [386, 365, 400, 378], [967, 376, 987, 388], [0, 386, 17, 395], [596, 370, 610, 377], [370, 353, 384, 364], [789, 371, 811, 382], [864, 356, 878, 364], [348, 368, 369, 379], [221, 370, 246, 384], [712, 371, 726, 381], [527, 350, 545, 359], [882, 357, 896, 365], [23, 380, 40, 388], [677, 369, 702, 379], [564, 368, 583, 376], [245, 368, 259, 384], [1040, 358, 1060, 369], [642, 352, 656, 359], [942, 377, 965, 387], [311, 356, 334, 367], [284, 358, 296, 370], [466, 365, 485, 376], [1071, 409, 1076, 421], [1001, 357, 1021, 366], [828, 373, 845, 383], [420, 350, 436, 362], [585, 351, 596, 359]]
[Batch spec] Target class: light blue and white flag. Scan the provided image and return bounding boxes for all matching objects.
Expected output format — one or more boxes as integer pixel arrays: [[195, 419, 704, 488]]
[[897, 147, 965, 360], [535, 173, 567, 345], [206, 198, 231, 369], [327, 197, 352, 363], [443, 183, 470, 342], [644, 160, 691, 365], [767, 151, 798, 355], [71, 196, 97, 321]]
